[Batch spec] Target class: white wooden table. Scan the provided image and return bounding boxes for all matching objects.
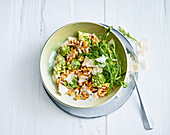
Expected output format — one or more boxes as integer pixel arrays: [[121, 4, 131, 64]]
[[1, 0, 170, 134]]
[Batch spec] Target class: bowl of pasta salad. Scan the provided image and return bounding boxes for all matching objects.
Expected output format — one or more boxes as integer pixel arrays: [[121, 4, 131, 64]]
[[40, 22, 128, 108]]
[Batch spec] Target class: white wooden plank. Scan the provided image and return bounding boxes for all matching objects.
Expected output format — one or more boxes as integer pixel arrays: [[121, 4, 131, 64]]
[[0, 0, 12, 135], [33, 0, 81, 135], [74, 0, 105, 23], [43, 0, 73, 37], [73, 1, 106, 135], [1, 0, 170, 134], [0, 0, 80, 135], [41, 0, 106, 135], [38, 1, 81, 135], [6, 0, 106, 134], [105, 0, 170, 134]]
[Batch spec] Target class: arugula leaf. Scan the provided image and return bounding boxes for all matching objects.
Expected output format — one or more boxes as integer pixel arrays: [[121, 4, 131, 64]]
[[119, 26, 141, 47], [78, 52, 92, 59], [103, 26, 113, 41], [120, 81, 129, 88], [77, 26, 129, 95], [83, 36, 91, 44]]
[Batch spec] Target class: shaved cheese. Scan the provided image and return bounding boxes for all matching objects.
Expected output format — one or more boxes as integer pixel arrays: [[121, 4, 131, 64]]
[[70, 81, 74, 84], [78, 75, 88, 83], [137, 39, 149, 56], [107, 39, 115, 45], [55, 74, 60, 80], [82, 56, 106, 68], [128, 54, 139, 73], [64, 72, 74, 83], [95, 54, 108, 63], [75, 89, 79, 96], [137, 46, 149, 55], [92, 66, 103, 75], [58, 83, 68, 95], [80, 85, 92, 95], [140, 60, 147, 69], [92, 92, 99, 101], [80, 84, 88, 91], [82, 57, 96, 67]]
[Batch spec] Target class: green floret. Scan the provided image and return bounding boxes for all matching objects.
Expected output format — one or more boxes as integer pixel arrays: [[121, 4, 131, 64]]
[[72, 59, 80, 69], [60, 59, 66, 67], [60, 46, 70, 56], [79, 56, 84, 62], [67, 62, 72, 71], [78, 31, 90, 41], [53, 59, 67, 74], [66, 76, 78, 89], [55, 54, 65, 62], [92, 73, 106, 88]]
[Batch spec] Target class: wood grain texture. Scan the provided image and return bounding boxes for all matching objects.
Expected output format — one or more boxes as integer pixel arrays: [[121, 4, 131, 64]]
[[0, 0, 169, 135], [72, 1, 106, 135], [105, 0, 170, 135]]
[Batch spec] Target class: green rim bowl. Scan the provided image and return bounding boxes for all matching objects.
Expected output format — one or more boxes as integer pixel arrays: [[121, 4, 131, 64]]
[[40, 22, 128, 109]]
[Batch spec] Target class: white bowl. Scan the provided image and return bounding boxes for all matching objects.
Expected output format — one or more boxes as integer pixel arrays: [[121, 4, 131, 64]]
[[40, 22, 128, 108]]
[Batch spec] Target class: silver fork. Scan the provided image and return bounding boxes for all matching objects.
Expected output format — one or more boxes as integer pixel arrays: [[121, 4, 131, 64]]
[[131, 74, 154, 130]]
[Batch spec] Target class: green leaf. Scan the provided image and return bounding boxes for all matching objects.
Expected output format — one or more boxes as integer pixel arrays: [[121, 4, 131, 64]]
[[72, 59, 80, 69], [119, 26, 141, 47], [103, 26, 113, 40], [65, 76, 78, 89], [92, 73, 106, 88]]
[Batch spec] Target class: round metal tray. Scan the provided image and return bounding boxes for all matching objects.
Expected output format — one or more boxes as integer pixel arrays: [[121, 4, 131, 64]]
[[42, 24, 138, 118]]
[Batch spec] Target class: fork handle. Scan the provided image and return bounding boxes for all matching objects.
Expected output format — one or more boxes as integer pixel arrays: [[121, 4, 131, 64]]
[[131, 74, 154, 130]]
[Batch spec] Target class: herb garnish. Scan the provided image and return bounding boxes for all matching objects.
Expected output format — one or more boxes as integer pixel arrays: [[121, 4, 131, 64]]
[[119, 26, 141, 47], [80, 26, 128, 94]]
